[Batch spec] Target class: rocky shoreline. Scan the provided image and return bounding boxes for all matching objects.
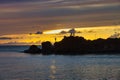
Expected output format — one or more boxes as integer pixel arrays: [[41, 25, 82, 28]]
[[24, 36, 120, 55]]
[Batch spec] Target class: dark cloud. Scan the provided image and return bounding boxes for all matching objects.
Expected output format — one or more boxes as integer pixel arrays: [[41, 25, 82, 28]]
[[1, 2, 119, 18], [0, 0, 117, 3], [60, 31, 67, 34], [0, 37, 24, 40], [35, 31, 43, 34], [59, 29, 82, 34], [0, 37, 12, 40], [0, 0, 120, 35], [37, 4, 120, 17], [0, 0, 43, 4], [87, 30, 96, 33]]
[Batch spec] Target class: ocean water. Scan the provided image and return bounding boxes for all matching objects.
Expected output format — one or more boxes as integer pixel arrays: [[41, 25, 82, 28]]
[[0, 46, 120, 80]]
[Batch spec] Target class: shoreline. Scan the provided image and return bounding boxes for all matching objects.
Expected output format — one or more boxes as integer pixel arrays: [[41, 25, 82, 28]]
[[24, 36, 120, 55]]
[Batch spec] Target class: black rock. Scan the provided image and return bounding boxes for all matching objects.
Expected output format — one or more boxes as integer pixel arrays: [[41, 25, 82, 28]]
[[24, 45, 41, 54], [24, 36, 120, 55], [42, 41, 53, 54]]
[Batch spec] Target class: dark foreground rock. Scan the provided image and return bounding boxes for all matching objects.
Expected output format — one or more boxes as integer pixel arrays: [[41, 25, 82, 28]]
[[24, 36, 120, 55], [24, 45, 41, 54], [42, 41, 53, 55], [53, 36, 120, 55]]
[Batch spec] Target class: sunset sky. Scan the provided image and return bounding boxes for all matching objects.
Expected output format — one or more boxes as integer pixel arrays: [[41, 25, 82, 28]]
[[0, 0, 120, 45]]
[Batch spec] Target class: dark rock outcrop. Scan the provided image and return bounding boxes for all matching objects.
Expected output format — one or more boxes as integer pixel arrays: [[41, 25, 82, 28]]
[[53, 36, 120, 55], [24, 45, 41, 54], [54, 36, 88, 55], [24, 36, 120, 55], [42, 41, 53, 55]]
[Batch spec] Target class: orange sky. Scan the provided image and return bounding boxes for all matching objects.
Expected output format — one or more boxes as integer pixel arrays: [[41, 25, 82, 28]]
[[0, 0, 120, 45], [0, 25, 120, 45]]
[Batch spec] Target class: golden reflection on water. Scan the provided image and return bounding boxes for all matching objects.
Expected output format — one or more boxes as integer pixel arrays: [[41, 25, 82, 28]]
[[50, 60, 57, 80]]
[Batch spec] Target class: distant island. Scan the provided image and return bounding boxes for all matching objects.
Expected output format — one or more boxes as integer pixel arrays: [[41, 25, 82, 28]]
[[24, 36, 120, 55]]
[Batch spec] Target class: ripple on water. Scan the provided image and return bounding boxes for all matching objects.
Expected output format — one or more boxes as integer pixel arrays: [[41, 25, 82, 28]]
[[0, 52, 120, 80]]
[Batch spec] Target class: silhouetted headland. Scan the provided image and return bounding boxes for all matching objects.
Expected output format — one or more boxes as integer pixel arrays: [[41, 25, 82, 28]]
[[24, 45, 41, 54], [24, 36, 120, 55]]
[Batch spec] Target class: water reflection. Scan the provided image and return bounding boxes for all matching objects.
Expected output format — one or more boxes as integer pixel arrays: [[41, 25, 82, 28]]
[[50, 60, 56, 80], [0, 53, 120, 80], [0, 52, 28, 58]]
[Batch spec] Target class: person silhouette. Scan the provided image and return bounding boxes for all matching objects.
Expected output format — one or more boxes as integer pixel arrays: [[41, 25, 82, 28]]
[[55, 37, 57, 42], [69, 28, 76, 36]]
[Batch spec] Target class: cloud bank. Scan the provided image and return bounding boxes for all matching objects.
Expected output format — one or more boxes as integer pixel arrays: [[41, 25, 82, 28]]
[[0, 0, 120, 35]]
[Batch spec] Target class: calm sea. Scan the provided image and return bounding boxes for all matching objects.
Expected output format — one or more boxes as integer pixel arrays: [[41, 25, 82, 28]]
[[0, 45, 120, 80]]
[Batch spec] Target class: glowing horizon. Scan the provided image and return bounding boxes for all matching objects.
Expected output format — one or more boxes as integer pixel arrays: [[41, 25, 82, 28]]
[[43, 25, 119, 34], [0, 25, 120, 45]]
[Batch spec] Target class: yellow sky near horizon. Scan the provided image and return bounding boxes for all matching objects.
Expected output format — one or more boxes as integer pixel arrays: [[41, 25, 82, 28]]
[[0, 25, 120, 45]]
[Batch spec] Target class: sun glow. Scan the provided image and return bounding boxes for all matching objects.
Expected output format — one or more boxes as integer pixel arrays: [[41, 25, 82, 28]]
[[43, 26, 119, 34], [43, 28, 71, 34], [0, 25, 120, 45]]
